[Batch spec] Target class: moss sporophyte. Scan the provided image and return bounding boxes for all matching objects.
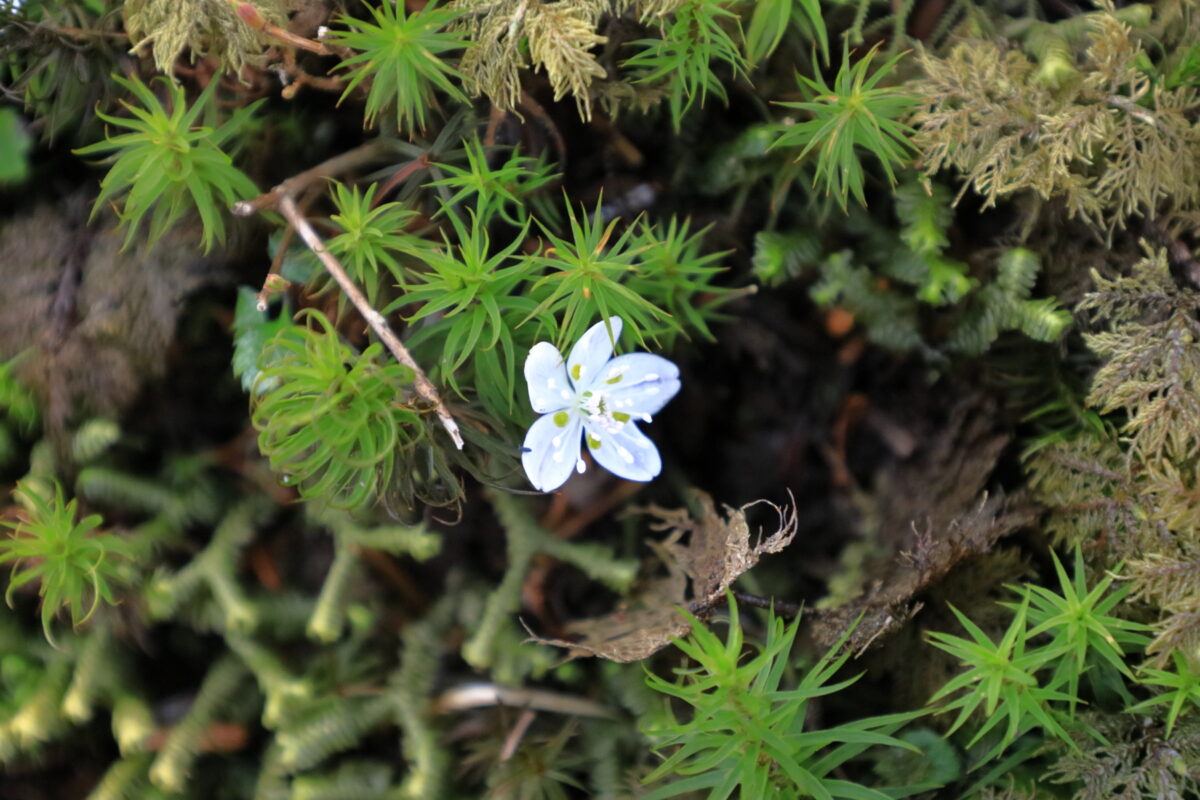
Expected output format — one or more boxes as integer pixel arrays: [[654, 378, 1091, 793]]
[[521, 317, 681, 492]]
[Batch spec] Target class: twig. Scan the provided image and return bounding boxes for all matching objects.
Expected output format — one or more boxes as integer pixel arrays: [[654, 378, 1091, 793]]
[[233, 2, 331, 55], [265, 194, 464, 449], [371, 153, 432, 206], [233, 138, 394, 213], [432, 682, 614, 719], [702, 591, 802, 619], [25, 23, 128, 41], [499, 709, 537, 761], [1109, 95, 1157, 127]]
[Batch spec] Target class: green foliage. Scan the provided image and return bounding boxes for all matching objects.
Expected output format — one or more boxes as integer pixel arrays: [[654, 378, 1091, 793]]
[[810, 249, 926, 353], [744, 0, 827, 66], [276, 696, 392, 774], [231, 288, 302, 394], [751, 229, 823, 288], [643, 598, 918, 798], [791, 186, 1066, 357], [251, 310, 419, 510], [325, 181, 425, 307], [926, 598, 1079, 764], [149, 655, 248, 792], [893, 181, 969, 304], [0, 0, 123, 142], [465, 490, 636, 671], [331, 0, 469, 134], [0, 107, 31, 183], [1128, 651, 1200, 736], [1009, 547, 1149, 714], [0, 355, 38, 434], [15, 0, 1200, 795], [0, 650, 70, 760], [392, 205, 538, 418], [869, 727, 962, 794], [944, 249, 1071, 356], [911, 8, 1200, 234], [306, 510, 439, 643], [925, 544, 1168, 778], [123, 0, 287, 74], [0, 480, 130, 644], [627, 216, 734, 346], [74, 74, 260, 252], [624, 0, 749, 132], [771, 45, 916, 209], [425, 136, 559, 226], [526, 198, 673, 349]]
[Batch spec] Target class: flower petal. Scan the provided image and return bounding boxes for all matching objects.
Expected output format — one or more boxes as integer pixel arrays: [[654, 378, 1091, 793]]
[[522, 411, 583, 492], [567, 317, 623, 392], [582, 419, 662, 483], [597, 353, 681, 418], [524, 341, 572, 413]]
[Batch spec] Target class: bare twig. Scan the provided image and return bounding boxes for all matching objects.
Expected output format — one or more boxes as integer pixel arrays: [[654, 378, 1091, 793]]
[[432, 683, 615, 719], [371, 153, 432, 206], [233, 138, 394, 213], [234, 2, 331, 55], [261, 194, 464, 448], [499, 709, 537, 761], [1109, 94, 1158, 127]]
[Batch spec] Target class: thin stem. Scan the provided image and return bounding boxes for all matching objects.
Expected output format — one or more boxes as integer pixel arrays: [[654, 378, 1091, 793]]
[[271, 193, 464, 449], [233, 1, 331, 55], [696, 591, 802, 619], [232, 138, 394, 214]]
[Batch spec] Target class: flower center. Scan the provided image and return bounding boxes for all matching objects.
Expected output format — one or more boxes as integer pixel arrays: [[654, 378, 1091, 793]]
[[579, 390, 631, 434]]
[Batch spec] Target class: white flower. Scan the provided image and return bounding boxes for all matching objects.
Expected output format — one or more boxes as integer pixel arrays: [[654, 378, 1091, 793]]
[[521, 317, 681, 492]]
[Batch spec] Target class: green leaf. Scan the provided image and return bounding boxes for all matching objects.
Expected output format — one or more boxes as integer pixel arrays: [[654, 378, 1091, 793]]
[[231, 287, 303, 394], [331, 0, 469, 134], [0, 107, 32, 184], [770, 44, 916, 208], [73, 74, 260, 252], [0, 480, 130, 646]]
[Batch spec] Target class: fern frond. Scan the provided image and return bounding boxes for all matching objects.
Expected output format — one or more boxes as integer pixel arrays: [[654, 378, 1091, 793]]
[[111, 693, 156, 755], [276, 696, 392, 774], [393, 593, 456, 799], [5, 657, 70, 752], [86, 754, 154, 800], [290, 760, 399, 800], [149, 655, 248, 793], [226, 633, 311, 729], [71, 418, 120, 464], [305, 537, 358, 644], [62, 622, 113, 723]]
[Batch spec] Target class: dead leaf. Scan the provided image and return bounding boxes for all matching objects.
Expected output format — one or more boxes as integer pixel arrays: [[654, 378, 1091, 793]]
[[527, 490, 797, 662]]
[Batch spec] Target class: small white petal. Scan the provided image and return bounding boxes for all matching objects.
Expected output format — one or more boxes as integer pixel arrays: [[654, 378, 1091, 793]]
[[601, 353, 681, 417], [567, 317, 623, 391], [525, 342, 570, 414], [582, 419, 662, 482], [522, 413, 582, 492]]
